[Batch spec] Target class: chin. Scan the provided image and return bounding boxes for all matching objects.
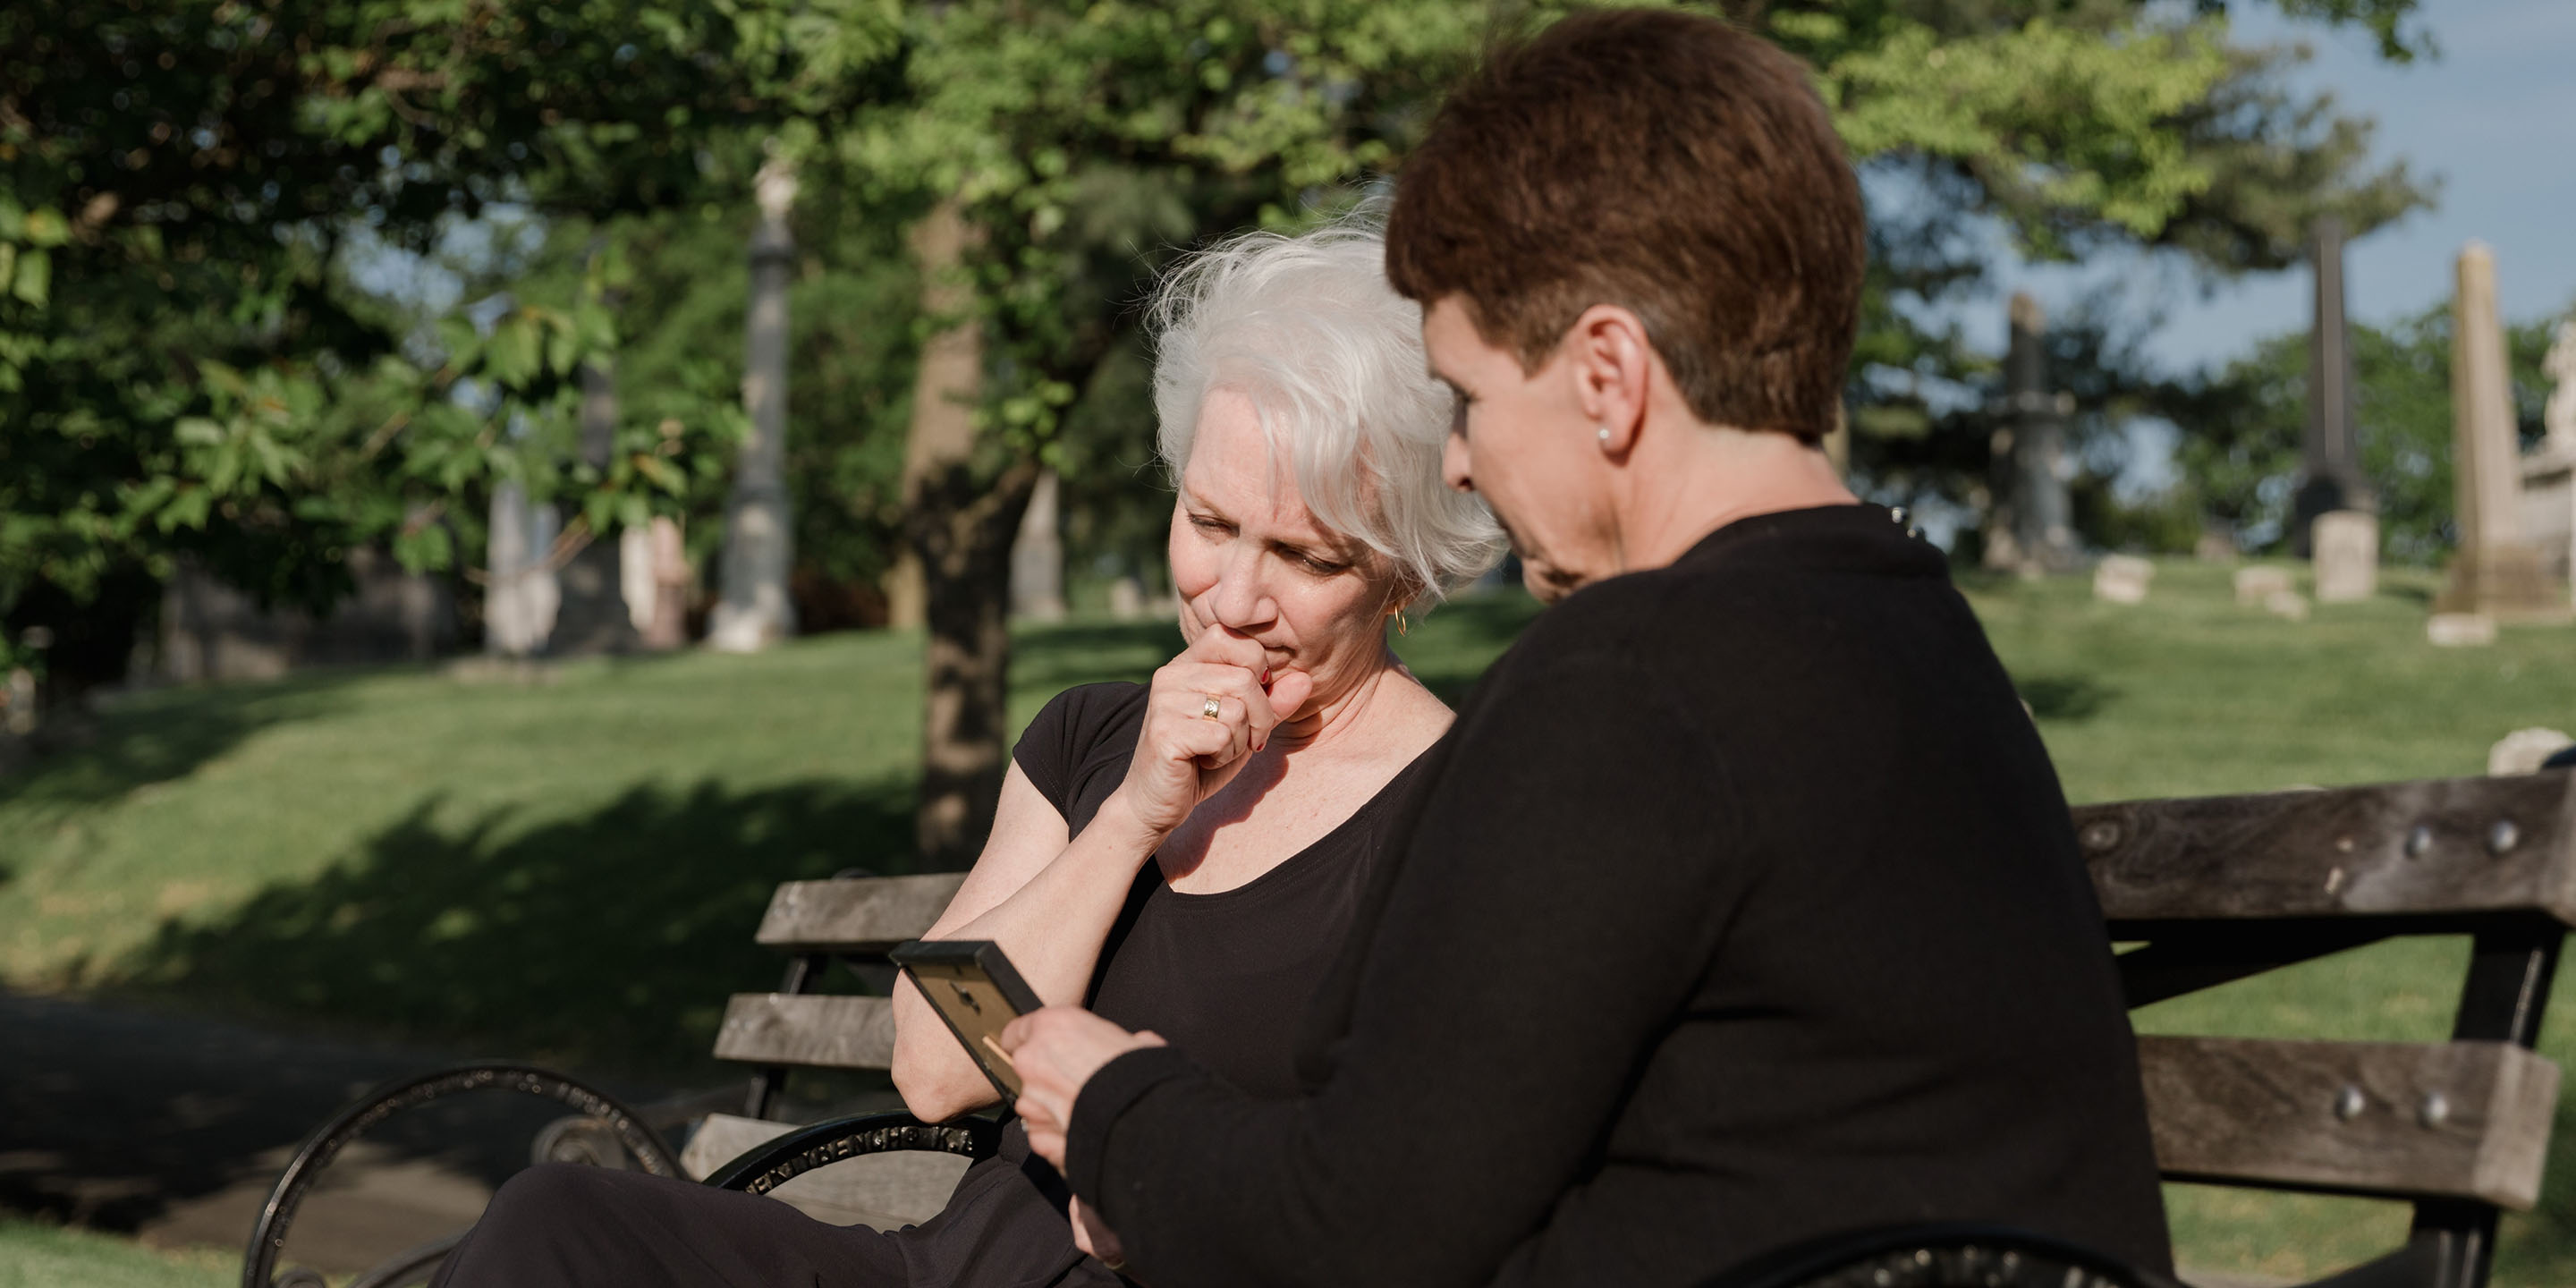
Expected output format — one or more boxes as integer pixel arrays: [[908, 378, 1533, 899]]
[[1521, 560, 1589, 604]]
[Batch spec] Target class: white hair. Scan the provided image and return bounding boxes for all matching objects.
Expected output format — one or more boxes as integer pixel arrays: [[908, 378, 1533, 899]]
[[1148, 221, 1506, 605]]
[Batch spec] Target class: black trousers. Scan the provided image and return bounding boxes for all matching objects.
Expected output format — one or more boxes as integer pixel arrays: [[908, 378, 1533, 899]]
[[428, 1165, 912, 1288]]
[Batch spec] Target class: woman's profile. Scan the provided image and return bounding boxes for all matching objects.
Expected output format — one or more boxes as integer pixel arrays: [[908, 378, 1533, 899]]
[[426, 219, 1504, 1287]]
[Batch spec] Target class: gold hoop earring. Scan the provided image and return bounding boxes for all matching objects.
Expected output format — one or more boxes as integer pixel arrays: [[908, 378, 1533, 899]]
[[1395, 608, 1411, 637]]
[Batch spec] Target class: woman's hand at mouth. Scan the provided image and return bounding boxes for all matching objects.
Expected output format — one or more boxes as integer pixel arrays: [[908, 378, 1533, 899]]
[[1107, 628, 1315, 842]]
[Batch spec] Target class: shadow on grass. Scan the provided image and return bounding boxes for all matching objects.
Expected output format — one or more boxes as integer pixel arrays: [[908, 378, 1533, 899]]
[[2016, 674, 2117, 722], [0, 670, 376, 825], [106, 776, 919, 1077]]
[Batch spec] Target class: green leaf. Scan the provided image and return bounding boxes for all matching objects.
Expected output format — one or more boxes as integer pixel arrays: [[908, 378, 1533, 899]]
[[11, 249, 48, 308], [21, 208, 69, 248]]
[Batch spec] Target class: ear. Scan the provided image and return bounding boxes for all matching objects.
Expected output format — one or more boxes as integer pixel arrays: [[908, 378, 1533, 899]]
[[1559, 304, 1656, 455]]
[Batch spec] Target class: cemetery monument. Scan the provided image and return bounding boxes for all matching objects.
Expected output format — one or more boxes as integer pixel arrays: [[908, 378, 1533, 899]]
[[2436, 243, 2560, 618]]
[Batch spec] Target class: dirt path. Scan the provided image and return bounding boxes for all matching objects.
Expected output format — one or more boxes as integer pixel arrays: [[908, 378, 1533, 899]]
[[0, 990, 678, 1277]]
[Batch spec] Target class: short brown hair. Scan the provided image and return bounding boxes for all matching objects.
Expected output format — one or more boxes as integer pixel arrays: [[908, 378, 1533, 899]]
[[1385, 9, 1864, 443]]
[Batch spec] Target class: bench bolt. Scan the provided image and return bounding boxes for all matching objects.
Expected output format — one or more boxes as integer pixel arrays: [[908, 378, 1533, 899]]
[[2334, 1085, 2366, 1121], [2488, 819, 2519, 855], [2419, 1091, 2452, 1128], [2404, 826, 2434, 859]]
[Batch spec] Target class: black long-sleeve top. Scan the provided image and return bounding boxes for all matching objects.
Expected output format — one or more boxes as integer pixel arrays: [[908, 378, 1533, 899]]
[[1063, 504, 2172, 1288]]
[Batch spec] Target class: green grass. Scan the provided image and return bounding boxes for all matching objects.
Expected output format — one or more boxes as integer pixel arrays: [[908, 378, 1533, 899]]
[[0, 1219, 234, 1288], [8, 563, 2576, 1281]]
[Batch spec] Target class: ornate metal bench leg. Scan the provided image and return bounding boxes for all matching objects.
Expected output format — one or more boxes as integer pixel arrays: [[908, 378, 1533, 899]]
[[240, 1063, 678, 1288]]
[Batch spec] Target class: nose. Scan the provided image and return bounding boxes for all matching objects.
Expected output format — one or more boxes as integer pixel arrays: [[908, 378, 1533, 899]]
[[1442, 433, 1474, 493], [1207, 542, 1277, 632]]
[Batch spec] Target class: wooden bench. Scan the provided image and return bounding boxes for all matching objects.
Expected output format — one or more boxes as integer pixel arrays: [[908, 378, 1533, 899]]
[[676, 871, 979, 1228], [243, 772, 2575, 1288], [2084, 771, 2571, 1288]]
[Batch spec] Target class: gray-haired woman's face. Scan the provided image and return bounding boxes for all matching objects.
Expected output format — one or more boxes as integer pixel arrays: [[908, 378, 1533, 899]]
[[1169, 389, 1411, 718]]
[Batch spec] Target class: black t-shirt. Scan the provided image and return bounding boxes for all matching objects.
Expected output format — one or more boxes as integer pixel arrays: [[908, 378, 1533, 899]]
[[885, 683, 1434, 1287], [1065, 504, 2174, 1288]]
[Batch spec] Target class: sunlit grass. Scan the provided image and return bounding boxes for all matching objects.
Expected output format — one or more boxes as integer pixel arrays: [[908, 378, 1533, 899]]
[[0, 1218, 235, 1288]]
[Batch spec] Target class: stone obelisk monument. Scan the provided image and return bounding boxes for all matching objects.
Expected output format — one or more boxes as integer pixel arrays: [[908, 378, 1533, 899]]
[[710, 151, 801, 651], [2007, 292, 2074, 572], [2292, 216, 2374, 555], [2437, 242, 2559, 617]]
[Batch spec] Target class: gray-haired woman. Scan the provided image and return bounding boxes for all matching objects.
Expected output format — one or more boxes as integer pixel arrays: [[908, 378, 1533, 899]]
[[427, 221, 1504, 1288]]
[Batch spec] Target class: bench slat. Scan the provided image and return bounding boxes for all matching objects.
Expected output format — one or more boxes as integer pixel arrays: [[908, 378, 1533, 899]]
[[2140, 1035, 2561, 1209], [680, 1113, 969, 1229], [715, 994, 896, 1070], [756, 875, 970, 953], [2079, 774, 2576, 928]]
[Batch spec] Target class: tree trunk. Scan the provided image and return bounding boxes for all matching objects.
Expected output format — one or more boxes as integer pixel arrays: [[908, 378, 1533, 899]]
[[903, 198, 1042, 869], [710, 153, 800, 652]]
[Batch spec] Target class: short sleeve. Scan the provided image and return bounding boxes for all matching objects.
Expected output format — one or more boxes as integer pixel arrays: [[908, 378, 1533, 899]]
[[1011, 682, 1147, 819]]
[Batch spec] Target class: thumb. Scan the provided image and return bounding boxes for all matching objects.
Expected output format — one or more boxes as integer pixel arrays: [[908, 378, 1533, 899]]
[[1265, 669, 1316, 723]]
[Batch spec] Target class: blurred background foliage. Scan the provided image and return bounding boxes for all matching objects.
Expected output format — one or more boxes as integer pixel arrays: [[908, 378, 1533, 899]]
[[0, 0, 2522, 806]]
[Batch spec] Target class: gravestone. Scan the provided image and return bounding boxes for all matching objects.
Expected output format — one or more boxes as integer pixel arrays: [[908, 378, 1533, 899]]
[[1010, 470, 1068, 623], [2428, 613, 2498, 648], [2265, 590, 2311, 622], [2292, 217, 2373, 554], [2488, 727, 2576, 775], [2093, 555, 2154, 604], [1106, 575, 1148, 621], [630, 516, 692, 650], [547, 353, 641, 657], [2311, 510, 2378, 603], [1994, 292, 2076, 573], [2438, 243, 2562, 617], [2234, 565, 2293, 606], [710, 153, 801, 652], [485, 481, 559, 658], [2521, 321, 2576, 589]]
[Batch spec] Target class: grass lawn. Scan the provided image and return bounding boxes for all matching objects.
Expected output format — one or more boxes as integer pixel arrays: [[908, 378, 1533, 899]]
[[8, 559, 2576, 1282], [0, 1219, 233, 1288]]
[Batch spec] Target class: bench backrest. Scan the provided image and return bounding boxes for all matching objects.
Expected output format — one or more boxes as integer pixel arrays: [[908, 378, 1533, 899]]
[[714, 773, 2573, 1286], [2079, 771, 2572, 1288]]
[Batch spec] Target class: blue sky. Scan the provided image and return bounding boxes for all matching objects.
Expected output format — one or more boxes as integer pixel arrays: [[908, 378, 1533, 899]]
[[1973, 0, 2576, 376]]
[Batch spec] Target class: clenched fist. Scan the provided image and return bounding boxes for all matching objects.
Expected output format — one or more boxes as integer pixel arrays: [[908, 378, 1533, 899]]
[[1109, 626, 1316, 842]]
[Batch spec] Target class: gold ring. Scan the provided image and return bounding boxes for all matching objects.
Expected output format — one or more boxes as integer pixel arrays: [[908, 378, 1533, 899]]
[[1200, 694, 1224, 720]]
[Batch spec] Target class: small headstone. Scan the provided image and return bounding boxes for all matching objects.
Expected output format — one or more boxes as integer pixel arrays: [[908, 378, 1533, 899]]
[[2428, 613, 2498, 647], [2093, 555, 2154, 604], [2194, 530, 2237, 563], [4, 667, 34, 735], [2265, 590, 2311, 621], [2488, 727, 2576, 775], [2234, 566, 2294, 606], [2312, 511, 2378, 603], [1106, 575, 1147, 621]]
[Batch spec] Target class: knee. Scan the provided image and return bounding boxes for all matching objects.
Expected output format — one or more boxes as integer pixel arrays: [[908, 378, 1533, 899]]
[[480, 1164, 625, 1233]]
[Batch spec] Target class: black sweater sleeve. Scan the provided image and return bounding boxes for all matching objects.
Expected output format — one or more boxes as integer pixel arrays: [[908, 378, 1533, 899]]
[[1064, 651, 1740, 1288]]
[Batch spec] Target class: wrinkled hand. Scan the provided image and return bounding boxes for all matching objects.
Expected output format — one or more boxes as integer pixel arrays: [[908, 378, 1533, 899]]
[[1070, 1197, 1125, 1268], [1112, 627, 1315, 840], [998, 1005, 1166, 1172]]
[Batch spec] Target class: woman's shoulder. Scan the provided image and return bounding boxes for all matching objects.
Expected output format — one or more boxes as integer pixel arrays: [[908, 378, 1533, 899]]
[[1013, 682, 1149, 814], [1033, 681, 1149, 741]]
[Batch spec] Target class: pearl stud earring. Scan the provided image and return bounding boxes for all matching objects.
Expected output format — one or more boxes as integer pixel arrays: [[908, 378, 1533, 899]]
[[1597, 426, 1612, 443]]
